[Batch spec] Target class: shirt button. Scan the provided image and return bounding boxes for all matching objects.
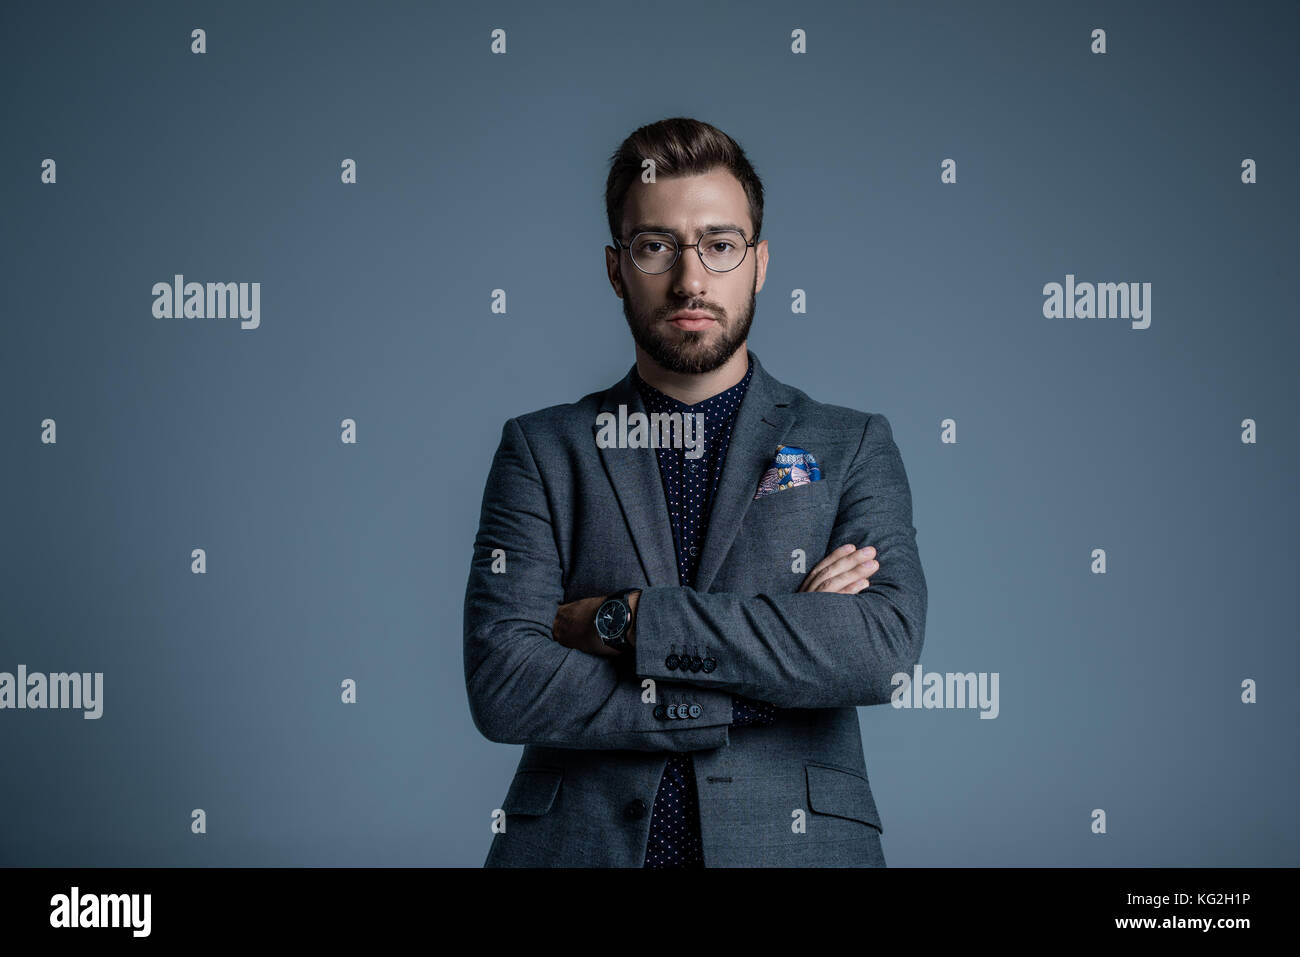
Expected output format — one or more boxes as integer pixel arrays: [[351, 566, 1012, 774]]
[[624, 799, 647, 820]]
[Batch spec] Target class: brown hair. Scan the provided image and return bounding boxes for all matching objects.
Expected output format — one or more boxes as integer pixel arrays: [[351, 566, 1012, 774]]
[[604, 117, 765, 246]]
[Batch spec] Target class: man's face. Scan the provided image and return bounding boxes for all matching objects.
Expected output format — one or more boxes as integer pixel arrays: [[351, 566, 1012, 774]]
[[606, 169, 769, 375]]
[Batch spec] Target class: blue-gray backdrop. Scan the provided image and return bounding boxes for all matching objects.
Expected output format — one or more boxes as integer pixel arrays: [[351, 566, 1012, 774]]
[[2, 0, 1296, 866]]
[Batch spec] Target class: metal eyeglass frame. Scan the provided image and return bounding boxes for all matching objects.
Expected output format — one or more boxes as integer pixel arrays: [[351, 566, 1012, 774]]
[[613, 229, 756, 275]]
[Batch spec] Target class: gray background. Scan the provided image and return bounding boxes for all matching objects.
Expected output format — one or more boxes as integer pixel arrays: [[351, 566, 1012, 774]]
[[1, 0, 1296, 866]]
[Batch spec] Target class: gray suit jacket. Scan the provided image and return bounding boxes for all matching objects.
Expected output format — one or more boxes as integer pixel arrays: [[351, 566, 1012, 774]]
[[463, 349, 927, 866]]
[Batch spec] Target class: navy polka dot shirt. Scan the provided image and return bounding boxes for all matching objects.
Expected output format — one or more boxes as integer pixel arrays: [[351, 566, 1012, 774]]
[[633, 354, 778, 869]]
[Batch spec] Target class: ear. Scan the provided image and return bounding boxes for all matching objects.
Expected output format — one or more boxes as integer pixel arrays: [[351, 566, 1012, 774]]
[[606, 246, 625, 298]]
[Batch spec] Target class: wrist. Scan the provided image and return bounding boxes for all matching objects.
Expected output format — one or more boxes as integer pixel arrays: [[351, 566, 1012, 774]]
[[595, 588, 640, 655], [625, 589, 641, 649]]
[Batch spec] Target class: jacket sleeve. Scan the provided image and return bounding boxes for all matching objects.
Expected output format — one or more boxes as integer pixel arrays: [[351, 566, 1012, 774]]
[[463, 416, 732, 751], [631, 412, 927, 710]]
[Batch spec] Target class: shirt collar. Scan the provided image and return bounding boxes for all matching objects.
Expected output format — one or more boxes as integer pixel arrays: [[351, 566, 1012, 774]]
[[632, 352, 754, 420]]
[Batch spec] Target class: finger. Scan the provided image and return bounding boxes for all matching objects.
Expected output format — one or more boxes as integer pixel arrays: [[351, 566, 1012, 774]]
[[802, 558, 863, 592], [803, 547, 876, 591], [813, 566, 874, 593], [808, 551, 878, 592], [813, 544, 876, 577], [801, 560, 874, 594]]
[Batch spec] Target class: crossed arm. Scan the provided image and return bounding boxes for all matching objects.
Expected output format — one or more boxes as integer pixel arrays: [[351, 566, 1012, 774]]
[[463, 412, 927, 750], [550, 588, 781, 727], [549, 548, 881, 725]]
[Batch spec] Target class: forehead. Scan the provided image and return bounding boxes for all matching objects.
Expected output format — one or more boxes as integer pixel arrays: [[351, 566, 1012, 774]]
[[622, 168, 751, 236]]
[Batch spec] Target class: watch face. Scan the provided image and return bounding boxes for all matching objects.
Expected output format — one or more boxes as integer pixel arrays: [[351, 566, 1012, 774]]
[[596, 598, 629, 639]]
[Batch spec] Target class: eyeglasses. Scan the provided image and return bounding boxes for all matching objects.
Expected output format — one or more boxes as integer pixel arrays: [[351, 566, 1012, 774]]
[[613, 229, 755, 275]]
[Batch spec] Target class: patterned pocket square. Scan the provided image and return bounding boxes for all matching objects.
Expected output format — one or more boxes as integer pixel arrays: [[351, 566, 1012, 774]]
[[754, 445, 822, 500]]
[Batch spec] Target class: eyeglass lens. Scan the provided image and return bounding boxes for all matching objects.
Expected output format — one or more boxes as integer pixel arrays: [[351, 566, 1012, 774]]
[[629, 230, 746, 273]]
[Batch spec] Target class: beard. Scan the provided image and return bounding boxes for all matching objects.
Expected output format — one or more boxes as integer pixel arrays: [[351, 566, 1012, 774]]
[[621, 274, 756, 375]]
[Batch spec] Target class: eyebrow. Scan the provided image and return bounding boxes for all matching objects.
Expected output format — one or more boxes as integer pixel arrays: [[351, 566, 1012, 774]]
[[624, 222, 748, 238]]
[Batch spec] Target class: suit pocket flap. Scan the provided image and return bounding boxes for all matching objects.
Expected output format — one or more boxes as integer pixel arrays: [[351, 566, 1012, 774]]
[[806, 762, 882, 831], [502, 768, 563, 816]]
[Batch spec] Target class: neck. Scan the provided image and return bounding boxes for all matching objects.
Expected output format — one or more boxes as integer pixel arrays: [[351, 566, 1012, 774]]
[[635, 344, 750, 405]]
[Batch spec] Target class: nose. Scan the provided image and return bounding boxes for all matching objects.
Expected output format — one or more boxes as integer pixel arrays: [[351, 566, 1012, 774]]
[[671, 250, 712, 299]]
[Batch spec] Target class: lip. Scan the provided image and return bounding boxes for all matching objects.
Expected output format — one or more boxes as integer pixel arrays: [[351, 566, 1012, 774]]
[[668, 310, 716, 330]]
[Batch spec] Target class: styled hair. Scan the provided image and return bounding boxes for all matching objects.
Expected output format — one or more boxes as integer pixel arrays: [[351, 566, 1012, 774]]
[[604, 117, 765, 246]]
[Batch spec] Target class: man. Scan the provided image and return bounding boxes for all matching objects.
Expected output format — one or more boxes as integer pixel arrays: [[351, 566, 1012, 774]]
[[464, 117, 927, 867]]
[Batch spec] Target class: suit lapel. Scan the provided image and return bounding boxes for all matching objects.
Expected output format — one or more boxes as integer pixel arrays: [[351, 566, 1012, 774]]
[[692, 352, 795, 593], [593, 367, 680, 587], [594, 349, 797, 593]]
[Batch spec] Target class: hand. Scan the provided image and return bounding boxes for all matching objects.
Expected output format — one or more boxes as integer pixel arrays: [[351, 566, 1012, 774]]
[[551, 594, 627, 658], [798, 543, 878, 593]]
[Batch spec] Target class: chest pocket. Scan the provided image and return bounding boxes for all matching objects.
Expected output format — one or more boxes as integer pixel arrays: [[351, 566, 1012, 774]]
[[746, 478, 833, 516]]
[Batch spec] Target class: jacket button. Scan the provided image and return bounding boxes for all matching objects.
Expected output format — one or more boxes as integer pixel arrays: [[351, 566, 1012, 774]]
[[667, 704, 679, 719], [624, 799, 647, 820], [665, 654, 680, 670], [701, 657, 717, 673], [653, 703, 667, 720], [688, 703, 702, 718], [688, 656, 703, 672]]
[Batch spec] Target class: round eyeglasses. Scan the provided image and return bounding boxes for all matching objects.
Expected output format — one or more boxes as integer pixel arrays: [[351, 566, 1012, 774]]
[[614, 229, 755, 275]]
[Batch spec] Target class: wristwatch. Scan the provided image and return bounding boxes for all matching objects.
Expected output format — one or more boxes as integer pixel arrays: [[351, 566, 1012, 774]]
[[594, 589, 636, 652]]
